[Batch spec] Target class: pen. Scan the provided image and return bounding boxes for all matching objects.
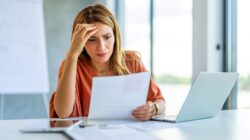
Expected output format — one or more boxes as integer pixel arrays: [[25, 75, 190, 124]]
[[79, 122, 96, 128], [79, 123, 122, 129]]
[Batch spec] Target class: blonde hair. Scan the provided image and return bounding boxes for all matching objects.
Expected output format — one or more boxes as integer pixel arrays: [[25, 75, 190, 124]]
[[72, 3, 130, 75]]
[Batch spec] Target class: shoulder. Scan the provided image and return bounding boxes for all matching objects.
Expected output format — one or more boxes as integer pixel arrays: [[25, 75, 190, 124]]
[[124, 50, 146, 72]]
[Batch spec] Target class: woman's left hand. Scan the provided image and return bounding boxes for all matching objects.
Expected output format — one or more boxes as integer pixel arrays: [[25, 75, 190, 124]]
[[132, 101, 155, 121]]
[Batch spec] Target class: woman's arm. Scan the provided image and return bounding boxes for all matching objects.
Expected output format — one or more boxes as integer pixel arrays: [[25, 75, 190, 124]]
[[54, 55, 78, 118], [54, 24, 97, 118]]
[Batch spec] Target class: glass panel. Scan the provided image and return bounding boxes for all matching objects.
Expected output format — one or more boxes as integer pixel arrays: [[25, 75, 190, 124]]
[[237, 0, 250, 109], [124, 0, 150, 69], [154, 0, 193, 113]]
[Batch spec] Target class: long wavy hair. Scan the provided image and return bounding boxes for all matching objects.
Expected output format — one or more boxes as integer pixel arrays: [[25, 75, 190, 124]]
[[72, 3, 130, 75]]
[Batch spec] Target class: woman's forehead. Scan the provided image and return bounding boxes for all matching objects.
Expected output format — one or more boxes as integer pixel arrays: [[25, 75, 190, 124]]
[[94, 22, 112, 30], [92, 22, 113, 36]]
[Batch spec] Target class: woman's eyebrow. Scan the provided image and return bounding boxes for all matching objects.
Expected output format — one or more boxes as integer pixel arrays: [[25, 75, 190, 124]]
[[102, 33, 111, 36], [89, 36, 97, 38], [89, 33, 111, 38]]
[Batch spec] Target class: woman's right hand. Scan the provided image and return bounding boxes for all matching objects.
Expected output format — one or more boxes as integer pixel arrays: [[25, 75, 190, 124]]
[[68, 24, 97, 58]]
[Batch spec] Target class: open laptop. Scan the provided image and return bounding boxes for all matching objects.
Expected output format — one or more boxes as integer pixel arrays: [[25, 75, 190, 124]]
[[151, 72, 238, 123]]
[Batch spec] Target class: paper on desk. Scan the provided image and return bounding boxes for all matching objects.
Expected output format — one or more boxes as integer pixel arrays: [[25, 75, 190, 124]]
[[86, 119, 177, 131], [126, 121, 177, 131], [88, 72, 151, 119], [65, 125, 160, 140]]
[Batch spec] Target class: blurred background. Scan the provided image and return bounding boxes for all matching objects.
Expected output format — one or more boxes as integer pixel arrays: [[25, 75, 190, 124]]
[[0, 0, 248, 119]]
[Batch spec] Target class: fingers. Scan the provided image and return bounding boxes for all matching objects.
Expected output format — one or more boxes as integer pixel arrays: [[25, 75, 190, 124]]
[[81, 26, 97, 37], [132, 110, 152, 121], [84, 27, 97, 40], [74, 24, 95, 32], [72, 24, 95, 38], [74, 24, 96, 34], [69, 24, 97, 57], [132, 103, 155, 121], [72, 24, 97, 45]]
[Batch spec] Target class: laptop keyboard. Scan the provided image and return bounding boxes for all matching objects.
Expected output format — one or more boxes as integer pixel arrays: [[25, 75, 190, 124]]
[[151, 114, 177, 122]]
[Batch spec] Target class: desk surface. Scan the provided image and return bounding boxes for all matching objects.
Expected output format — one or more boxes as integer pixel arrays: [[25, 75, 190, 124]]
[[0, 109, 250, 140]]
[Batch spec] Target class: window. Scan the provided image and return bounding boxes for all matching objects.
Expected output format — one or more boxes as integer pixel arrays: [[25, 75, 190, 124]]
[[237, 0, 250, 109], [154, 0, 193, 113], [124, 0, 150, 69], [124, 0, 193, 113]]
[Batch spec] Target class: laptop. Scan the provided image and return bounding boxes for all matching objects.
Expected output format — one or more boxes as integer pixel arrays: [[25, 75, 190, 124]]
[[151, 72, 238, 123]]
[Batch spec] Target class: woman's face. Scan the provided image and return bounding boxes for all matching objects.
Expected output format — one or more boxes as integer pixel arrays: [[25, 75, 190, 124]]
[[84, 22, 115, 64]]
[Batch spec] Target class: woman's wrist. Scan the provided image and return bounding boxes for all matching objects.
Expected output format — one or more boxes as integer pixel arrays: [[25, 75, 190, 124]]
[[153, 102, 159, 116], [66, 52, 79, 61]]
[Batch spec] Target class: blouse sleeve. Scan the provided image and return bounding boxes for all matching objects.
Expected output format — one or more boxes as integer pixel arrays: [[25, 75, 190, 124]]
[[127, 52, 165, 102]]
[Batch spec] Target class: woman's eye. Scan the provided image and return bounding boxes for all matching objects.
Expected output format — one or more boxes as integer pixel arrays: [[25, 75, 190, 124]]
[[104, 36, 111, 40], [88, 39, 96, 42]]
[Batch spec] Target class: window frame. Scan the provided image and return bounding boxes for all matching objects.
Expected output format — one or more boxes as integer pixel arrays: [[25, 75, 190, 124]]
[[223, 0, 238, 109]]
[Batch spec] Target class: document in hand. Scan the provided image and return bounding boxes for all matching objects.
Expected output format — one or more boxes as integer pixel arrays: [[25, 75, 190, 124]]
[[88, 72, 151, 120]]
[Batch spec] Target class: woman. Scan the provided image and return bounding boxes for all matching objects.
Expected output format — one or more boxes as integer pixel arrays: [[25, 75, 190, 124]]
[[50, 3, 165, 121]]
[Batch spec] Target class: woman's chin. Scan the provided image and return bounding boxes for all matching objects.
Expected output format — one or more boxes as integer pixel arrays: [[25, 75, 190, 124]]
[[96, 56, 110, 62], [95, 58, 110, 63]]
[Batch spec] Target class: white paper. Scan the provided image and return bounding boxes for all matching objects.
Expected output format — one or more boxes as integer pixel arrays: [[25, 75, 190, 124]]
[[126, 121, 177, 131], [88, 72, 151, 119], [65, 125, 160, 140]]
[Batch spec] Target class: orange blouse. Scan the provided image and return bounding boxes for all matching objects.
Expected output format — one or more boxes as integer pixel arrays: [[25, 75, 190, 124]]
[[50, 52, 164, 118]]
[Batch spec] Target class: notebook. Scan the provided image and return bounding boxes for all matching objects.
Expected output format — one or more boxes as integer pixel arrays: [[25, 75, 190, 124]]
[[151, 72, 238, 123]]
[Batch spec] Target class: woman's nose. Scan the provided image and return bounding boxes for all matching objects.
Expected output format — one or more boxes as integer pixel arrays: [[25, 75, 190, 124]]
[[97, 39, 106, 50]]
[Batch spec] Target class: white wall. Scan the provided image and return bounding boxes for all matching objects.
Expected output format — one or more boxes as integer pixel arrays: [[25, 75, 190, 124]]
[[0, 0, 106, 120]]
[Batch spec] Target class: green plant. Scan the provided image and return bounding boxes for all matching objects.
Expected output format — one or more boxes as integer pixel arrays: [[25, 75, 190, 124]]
[[239, 75, 250, 91], [154, 74, 191, 85]]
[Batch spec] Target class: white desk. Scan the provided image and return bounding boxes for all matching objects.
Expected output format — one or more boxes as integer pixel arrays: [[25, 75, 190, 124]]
[[0, 110, 250, 140], [150, 109, 250, 140]]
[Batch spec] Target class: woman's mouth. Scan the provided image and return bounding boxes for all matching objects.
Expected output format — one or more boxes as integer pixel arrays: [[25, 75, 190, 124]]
[[96, 53, 108, 57]]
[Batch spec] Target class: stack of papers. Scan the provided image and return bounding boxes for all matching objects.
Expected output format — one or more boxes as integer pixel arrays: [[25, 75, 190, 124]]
[[65, 125, 160, 140]]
